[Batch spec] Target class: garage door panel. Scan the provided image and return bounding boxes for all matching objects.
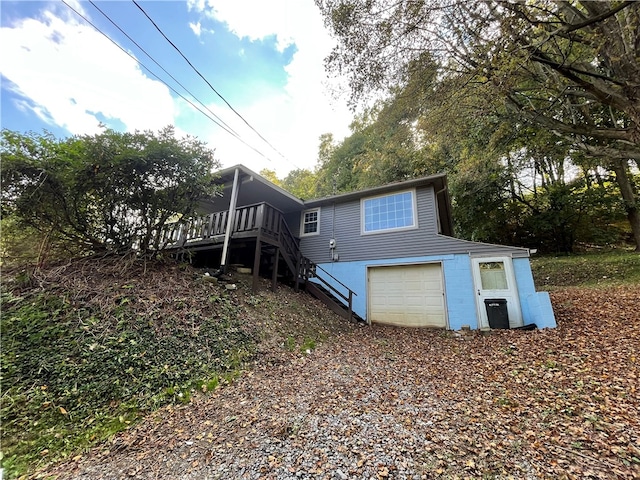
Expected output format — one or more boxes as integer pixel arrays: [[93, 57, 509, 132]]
[[388, 299, 406, 307], [368, 264, 446, 328], [425, 280, 442, 290], [405, 297, 426, 307]]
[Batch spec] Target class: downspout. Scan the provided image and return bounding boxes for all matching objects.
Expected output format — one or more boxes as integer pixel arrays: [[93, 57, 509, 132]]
[[220, 167, 240, 273]]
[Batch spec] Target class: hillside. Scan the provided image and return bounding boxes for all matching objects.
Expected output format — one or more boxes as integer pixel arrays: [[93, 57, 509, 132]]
[[0, 256, 356, 478], [2, 253, 639, 479]]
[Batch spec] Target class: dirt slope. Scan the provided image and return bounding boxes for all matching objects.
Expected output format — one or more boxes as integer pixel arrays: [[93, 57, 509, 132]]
[[41, 285, 639, 480]]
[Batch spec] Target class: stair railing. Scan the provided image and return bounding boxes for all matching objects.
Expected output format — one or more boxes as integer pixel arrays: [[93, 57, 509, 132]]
[[278, 217, 301, 275], [301, 259, 356, 321]]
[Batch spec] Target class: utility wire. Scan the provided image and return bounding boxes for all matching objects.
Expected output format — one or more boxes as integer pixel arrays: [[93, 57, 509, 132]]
[[87, 0, 239, 138], [131, 0, 293, 165], [60, 0, 274, 161]]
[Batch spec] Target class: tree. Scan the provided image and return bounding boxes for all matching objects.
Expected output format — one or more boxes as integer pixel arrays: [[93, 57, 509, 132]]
[[317, 0, 640, 250], [259, 168, 282, 187], [314, 132, 361, 196], [1, 127, 219, 257], [282, 168, 318, 200], [312, 77, 631, 251]]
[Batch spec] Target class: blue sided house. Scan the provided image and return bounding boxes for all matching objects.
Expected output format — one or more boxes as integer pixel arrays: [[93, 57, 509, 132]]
[[161, 165, 556, 330]]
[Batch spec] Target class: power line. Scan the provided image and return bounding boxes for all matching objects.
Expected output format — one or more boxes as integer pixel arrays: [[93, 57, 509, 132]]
[[60, 0, 275, 162], [131, 0, 293, 165], [86, 0, 239, 138]]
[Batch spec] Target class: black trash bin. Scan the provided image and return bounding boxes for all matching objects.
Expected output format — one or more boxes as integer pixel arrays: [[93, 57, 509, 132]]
[[484, 298, 509, 329]]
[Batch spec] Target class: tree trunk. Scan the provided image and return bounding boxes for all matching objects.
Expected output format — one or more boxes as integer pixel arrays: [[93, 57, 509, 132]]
[[610, 159, 640, 251]]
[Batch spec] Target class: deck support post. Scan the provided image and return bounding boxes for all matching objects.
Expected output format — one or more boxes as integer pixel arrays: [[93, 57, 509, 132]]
[[294, 257, 300, 292], [271, 248, 280, 292], [221, 167, 240, 273], [252, 237, 262, 293], [348, 291, 353, 322]]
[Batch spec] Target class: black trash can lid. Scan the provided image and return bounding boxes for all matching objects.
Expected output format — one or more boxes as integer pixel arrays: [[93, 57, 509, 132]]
[[484, 298, 507, 305]]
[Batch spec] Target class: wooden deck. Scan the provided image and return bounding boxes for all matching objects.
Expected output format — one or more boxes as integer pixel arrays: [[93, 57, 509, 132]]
[[160, 202, 358, 321], [160, 202, 301, 290], [160, 202, 285, 250]]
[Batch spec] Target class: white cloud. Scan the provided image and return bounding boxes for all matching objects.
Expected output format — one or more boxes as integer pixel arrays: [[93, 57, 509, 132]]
[[188, 0, 353, 176], [0, 9, 176, 135], [0, 0, 353, 179], [190, 0, 293, 51], [189, 21, 201, 37]]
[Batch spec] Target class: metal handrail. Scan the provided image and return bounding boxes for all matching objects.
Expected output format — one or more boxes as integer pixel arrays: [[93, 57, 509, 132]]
[[301, 258, 356, 321], [313, 274, 349, 303], [314, 264, 357, 297]]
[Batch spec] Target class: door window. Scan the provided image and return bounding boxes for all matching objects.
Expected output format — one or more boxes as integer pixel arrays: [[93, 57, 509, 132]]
[[478, 261, 508, 290]]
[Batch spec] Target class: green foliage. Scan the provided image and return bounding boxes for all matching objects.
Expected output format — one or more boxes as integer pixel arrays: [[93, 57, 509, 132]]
[[283, 335, 318, 354], [259, 168, 282, 187], [315, 131, 362, 196], [317, 0, 640, 250], [300, 337, 317, 354], [318, 1, 640, 158], [281, 168, 318, 200], [0, 288, 253, 477], [1, 127, 219, 256], [451, 165, 630, 253], [530, 250, 640, 288], [284, 335, 297, 352], [308, 63, 634, 252]]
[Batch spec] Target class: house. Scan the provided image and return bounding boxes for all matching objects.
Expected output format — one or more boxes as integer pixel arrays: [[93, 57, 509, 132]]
[[161, 164, 556, 330]]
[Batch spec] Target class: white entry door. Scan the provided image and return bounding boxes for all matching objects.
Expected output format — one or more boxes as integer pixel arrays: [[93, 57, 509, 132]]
[[472, 257, 522, 329]]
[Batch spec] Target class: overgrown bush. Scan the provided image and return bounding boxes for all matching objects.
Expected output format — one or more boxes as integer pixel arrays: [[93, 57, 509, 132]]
[[1, 127, 219, 257]]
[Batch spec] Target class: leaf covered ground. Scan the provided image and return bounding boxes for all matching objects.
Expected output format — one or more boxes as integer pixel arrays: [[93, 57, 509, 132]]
[[40, 284, 639, 479], [1, 257, 354, 478]]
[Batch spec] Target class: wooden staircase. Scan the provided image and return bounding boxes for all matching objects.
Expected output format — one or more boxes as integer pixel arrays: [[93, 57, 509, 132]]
[[258, 222, 360, 322]]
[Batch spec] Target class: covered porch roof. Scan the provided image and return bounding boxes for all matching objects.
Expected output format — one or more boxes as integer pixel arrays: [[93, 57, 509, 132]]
[[199, 164, 305, 214]]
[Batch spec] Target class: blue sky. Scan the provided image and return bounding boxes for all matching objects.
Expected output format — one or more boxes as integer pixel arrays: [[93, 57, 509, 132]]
[[0, 0, 352, 175]]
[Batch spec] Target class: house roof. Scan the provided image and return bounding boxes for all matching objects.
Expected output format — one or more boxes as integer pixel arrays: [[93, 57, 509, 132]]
[[200, 165, 454, 235], [303, 173, 454, 236], [200, 164, 305, 214]]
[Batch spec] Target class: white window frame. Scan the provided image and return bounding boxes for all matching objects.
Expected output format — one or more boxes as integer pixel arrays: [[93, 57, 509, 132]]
[[361, 189, 418, 235], [300, 207, 320, 237]]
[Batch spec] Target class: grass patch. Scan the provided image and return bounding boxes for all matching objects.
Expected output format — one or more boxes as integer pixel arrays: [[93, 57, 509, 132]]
[[530, 249, 640, 288]]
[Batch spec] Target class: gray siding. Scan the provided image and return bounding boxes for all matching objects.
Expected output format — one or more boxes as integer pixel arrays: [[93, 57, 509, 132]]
[[299, 185, 528, 263]]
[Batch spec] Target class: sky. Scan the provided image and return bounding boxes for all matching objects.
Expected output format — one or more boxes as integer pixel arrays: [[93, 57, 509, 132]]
[[0, 0, 354, 177]]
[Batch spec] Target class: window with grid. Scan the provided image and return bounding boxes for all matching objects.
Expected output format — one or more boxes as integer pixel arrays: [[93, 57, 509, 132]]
[[362, 190, 416, 234], [300, 208, 319, 236]]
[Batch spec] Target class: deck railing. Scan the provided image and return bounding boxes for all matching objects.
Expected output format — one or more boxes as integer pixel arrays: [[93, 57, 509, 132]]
[[161, 202, 289, 247]]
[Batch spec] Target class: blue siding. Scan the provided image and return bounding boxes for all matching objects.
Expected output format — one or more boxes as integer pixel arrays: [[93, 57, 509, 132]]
[[312, 254, 478, 329], [513, 258, 557, 329], [312, 254, 556, 330]]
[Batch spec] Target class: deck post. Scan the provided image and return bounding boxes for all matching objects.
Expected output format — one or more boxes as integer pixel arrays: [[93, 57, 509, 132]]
[[252, 234, 262, 293], [294, 257, 301, 292], [271, 248, 280, 291], [221, 167, 240, 273]]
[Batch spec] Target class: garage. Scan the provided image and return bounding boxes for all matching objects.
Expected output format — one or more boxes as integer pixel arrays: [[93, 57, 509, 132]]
[[368, 263, 446, 328]]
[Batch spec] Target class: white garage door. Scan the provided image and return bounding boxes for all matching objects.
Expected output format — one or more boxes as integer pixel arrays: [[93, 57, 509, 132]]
[[368, 263, 446, 328]]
